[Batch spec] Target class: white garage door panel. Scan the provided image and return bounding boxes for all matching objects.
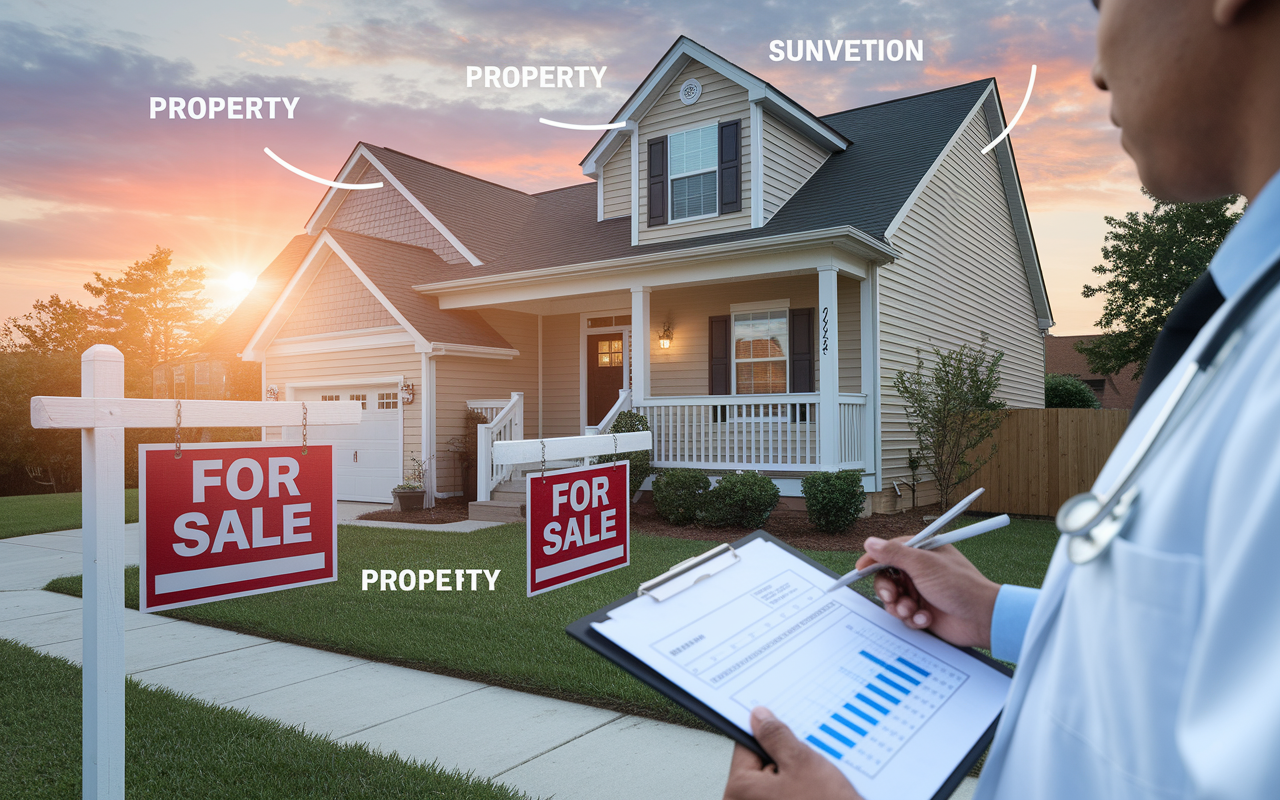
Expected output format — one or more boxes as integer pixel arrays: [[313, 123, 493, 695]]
[[284, 385, 402, 502]]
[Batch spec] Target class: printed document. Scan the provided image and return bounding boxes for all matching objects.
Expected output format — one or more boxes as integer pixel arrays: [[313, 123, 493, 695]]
[[592, 538, 1010, 800]]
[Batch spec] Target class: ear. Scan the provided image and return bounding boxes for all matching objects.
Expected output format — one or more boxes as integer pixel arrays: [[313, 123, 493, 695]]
[[1213, 0, 1255, 25]]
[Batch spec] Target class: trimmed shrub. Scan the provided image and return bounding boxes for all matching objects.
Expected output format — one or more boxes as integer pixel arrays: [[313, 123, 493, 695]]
[[652, 468, 710, 525], [594, 410, 653, 499], [1045, 373, 1102, 409], [702, 471, 781, 528], [801, 469, 867, 533]]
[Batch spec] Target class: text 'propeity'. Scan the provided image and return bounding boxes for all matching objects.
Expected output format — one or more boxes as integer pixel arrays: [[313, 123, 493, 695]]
[[362, 568, 501, 592]]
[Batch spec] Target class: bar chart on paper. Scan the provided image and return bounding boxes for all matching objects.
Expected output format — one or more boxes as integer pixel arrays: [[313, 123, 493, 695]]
[[731, 616, 967, 777]]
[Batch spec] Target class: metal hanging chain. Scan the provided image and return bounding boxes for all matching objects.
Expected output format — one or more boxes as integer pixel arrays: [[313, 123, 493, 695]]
[[613, 433, 618, 460], [541, 439, 547, 477], [301, 402, 309, 456], [173, 399, 182, 459]]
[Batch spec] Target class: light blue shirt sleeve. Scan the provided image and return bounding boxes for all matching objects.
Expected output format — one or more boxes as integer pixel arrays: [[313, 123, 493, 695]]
[[990, 584, 1040, 663]]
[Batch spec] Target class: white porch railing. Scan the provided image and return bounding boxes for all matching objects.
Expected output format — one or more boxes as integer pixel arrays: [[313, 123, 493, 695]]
[[636, 393, 867, 471], [586, 388, 633, 436], [472, 392, 523, 502]]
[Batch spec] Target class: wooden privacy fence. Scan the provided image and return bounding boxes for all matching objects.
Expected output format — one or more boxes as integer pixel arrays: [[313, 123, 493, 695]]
[[956, 408, 1130, 517]]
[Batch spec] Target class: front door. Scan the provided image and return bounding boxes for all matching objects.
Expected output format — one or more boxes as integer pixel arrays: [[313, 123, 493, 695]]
[[587, 332, 625, 427]]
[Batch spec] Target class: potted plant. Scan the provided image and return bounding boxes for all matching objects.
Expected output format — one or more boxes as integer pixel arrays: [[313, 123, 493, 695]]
[[390, 456, 428, 512]]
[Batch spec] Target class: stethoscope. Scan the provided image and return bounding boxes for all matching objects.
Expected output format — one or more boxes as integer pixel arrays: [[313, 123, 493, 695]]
[[1057, 255, 1280, 564]]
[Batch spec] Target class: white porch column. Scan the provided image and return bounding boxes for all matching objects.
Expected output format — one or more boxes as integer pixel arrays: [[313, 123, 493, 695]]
[[81, 345, 126, 800], [861, 267, 882, 490], [631, 287, 651, 401], [818, 266, 840, 468]]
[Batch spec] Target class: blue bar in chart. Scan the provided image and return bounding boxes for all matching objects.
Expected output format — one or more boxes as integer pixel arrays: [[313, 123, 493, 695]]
[[832, 713, 868, 737], [858, 650, 921, 685], [807, 735, 844, 760], [866, 683, 900, 705], [856, 692, 889, 715], [875, 673, 910, 694], [820, 724, 856, 748], [896, 656, 930, 677], [844, 703, 879, 726]]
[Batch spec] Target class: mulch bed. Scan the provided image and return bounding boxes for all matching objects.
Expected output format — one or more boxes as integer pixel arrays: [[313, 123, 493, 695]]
[[628, 494, 945, 553], [356, 496, 472, 525], [355, 494, 945, 553]]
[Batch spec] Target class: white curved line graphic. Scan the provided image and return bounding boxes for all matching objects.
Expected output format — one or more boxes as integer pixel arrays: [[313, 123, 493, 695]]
[[539, 117, 627, 131], [982, 65, 1037, 155], [263, 147, 384, 189]]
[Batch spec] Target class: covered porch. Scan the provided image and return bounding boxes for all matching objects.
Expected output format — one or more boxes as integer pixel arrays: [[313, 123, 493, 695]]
[[450, 254, 881, 502]]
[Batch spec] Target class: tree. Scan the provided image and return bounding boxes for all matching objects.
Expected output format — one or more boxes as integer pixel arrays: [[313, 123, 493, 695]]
[[1045, 374, 1102, 409], [84, 246, 209, 371], [1077, 189, 1243, 379], [893, 341, 1007, 509], [0, 294, 94, 355]]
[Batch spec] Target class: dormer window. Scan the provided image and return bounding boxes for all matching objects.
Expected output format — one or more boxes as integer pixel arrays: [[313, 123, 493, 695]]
[[646, 118, 741, 227], [669, 124, 719, 221]]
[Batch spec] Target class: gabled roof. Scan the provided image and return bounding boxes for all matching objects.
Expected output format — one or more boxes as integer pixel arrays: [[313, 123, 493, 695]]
[[581, 36, 848, 175], [416, 79, 995, 282], [324, 229, 513, 350], [358, 145, 538, 264], [200, 233, 316, 355]]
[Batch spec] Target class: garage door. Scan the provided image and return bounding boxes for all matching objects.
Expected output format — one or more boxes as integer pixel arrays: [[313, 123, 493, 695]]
[[284, 385, 402, 502]]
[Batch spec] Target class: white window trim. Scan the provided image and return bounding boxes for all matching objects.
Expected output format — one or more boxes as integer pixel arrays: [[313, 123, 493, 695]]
[[668, 121, 720, 223], [731, 306, 790, 396]]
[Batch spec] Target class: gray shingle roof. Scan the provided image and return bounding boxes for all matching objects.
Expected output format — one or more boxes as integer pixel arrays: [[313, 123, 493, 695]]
[[380, 79, 994, 282], [325, 229, 513, 350]]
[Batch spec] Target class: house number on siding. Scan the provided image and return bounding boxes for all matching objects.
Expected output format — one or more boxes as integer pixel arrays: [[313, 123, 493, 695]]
[[821, 307, 830, 355]]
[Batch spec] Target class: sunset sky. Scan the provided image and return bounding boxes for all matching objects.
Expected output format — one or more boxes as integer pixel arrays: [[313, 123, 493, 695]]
[[0, 0, 1145, 336]]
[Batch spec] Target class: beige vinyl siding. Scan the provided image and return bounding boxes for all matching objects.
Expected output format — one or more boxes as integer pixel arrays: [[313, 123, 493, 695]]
[[648, 274, 862, 396], [541, 314, 581, 437], [433, 309, 539, 495], [328, 163, 468, 264], [838, 274, 862, 393], [878, 107, 1046, 483], [601, 139, 631, 220], [761, 111, 829, 224], [277, 252, 397, 338], [638, 60, 751, 244], [263, 344, 422, 476]]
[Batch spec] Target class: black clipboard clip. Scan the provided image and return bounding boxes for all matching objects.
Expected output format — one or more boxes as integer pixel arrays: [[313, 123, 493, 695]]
[[636, 543, 741, 601]]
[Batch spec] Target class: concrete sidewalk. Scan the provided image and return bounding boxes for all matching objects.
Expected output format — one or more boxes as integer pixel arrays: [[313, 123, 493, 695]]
[[0, 527, 977, 800]]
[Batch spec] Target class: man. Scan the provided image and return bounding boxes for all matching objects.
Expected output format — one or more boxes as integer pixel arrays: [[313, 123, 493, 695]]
[[723, 0, 1280, 797]]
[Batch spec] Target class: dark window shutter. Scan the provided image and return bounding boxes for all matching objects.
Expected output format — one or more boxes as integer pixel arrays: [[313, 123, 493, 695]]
[[718, 119, 742, 215], [647, 136, 667, 227], [709, 315, 731, 395], [790, 308, 814, 393]]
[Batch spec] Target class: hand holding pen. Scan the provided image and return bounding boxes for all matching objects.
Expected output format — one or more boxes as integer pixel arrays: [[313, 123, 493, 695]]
[[828, 488, 1009, 650]]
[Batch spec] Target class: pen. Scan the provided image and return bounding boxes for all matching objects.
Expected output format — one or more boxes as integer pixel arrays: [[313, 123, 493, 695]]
[[824, 505, 1011, 593]]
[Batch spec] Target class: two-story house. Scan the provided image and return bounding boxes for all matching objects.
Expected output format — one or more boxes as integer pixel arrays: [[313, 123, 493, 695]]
[[207, 36, 1053, 516]]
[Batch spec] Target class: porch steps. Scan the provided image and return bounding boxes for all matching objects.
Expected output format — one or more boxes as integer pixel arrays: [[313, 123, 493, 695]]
[[467, 479, 526, 523]]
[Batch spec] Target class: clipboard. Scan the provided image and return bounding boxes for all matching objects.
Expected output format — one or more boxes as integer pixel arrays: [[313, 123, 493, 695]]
[[565, 530, 1012, 800]]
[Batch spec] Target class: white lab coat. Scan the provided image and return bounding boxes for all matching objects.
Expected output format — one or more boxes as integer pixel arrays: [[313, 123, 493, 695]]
[[975, 195, 1280, 797]]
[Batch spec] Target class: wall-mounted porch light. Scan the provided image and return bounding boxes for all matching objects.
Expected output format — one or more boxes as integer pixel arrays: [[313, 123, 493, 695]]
[[265, 384, 279, 401], [400, 381, 415, 405], [659, 323, 674, 349]]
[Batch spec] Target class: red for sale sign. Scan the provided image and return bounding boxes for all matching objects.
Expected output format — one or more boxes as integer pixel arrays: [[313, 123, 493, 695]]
[[139, 442, 337, 612], [527, 462, 629, 596]]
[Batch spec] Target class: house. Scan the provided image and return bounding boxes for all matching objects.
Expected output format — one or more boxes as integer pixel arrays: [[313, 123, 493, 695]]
[[208, 36, 1052, 515], [1044, 333, 1140, 409]]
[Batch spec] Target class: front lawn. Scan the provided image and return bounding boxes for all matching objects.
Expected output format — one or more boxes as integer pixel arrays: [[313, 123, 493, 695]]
[[46, 519, 1059, 727], [0, 489, 139, 539], [0, 637, 528, 799]]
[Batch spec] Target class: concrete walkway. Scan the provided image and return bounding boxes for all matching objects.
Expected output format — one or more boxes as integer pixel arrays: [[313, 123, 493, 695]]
[[0, 527, 977, 800]]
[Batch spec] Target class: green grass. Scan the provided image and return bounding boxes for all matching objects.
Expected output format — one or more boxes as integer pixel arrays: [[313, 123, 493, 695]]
[[45, 519, 1059, 728], [0, 637, 529, 800], [0, 489, 139, 539]]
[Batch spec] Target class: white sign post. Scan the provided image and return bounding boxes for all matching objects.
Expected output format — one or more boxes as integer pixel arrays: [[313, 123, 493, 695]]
[[29, 345, 362, 800]]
